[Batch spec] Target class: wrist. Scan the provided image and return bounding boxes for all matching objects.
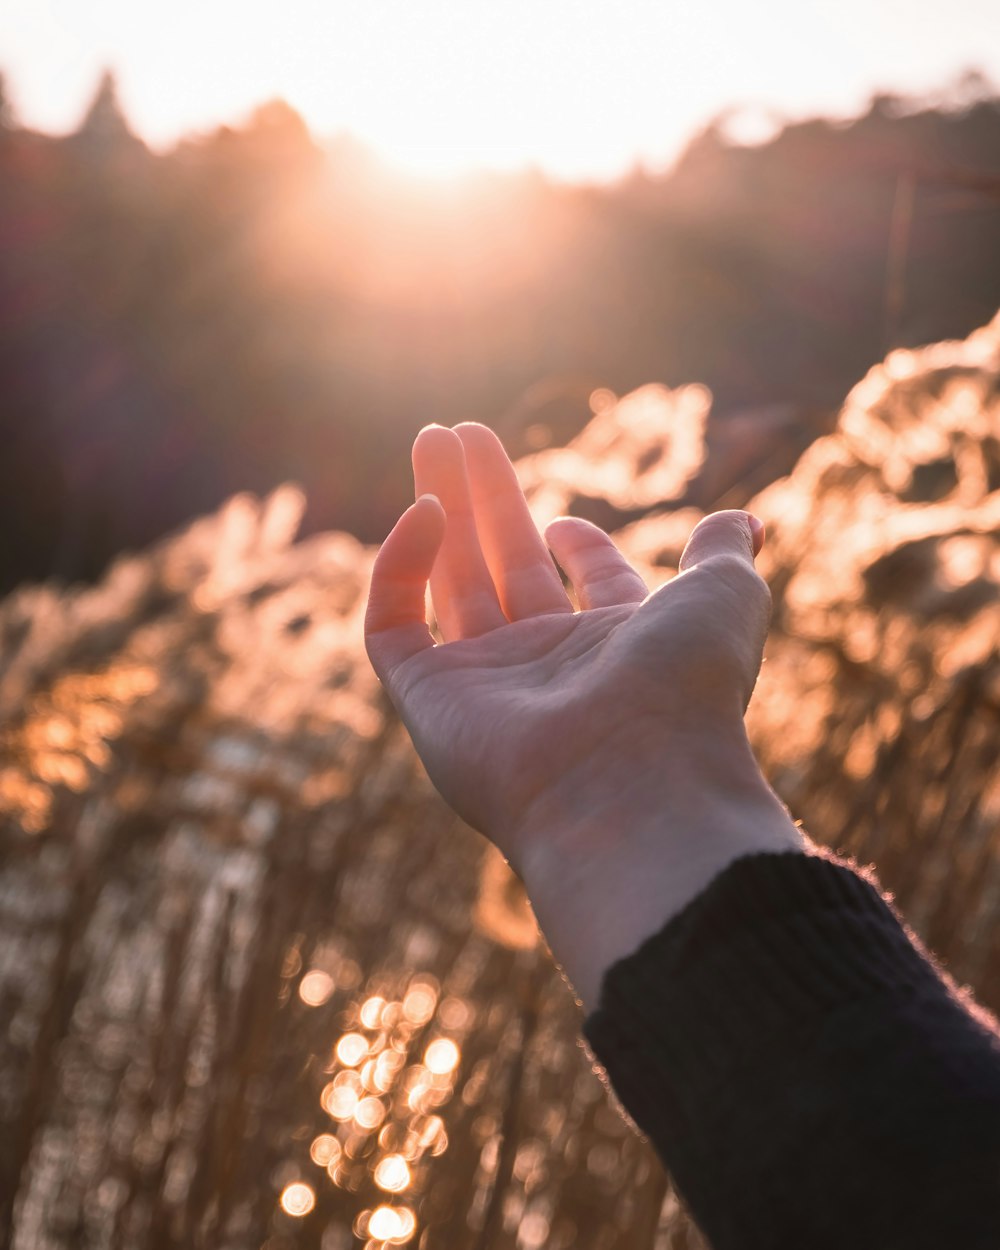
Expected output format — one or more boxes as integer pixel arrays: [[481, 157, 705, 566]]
[[514, 729, 807, 1009]]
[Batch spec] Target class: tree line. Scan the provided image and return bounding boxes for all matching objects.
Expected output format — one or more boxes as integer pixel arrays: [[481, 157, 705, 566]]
[[1, 71, 999, 589]]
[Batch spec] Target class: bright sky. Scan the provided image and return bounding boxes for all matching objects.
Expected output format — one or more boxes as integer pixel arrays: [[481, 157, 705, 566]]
[[1, 0, 998, 180]]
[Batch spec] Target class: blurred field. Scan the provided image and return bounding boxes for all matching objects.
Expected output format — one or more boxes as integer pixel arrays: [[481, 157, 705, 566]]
[[0, 316, 997, 1249]]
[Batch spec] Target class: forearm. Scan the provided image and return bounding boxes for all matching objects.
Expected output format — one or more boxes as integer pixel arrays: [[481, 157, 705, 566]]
[[584, 852, 1000, 1250]]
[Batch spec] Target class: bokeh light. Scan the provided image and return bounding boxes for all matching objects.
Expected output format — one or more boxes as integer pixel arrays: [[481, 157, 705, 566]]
[[360, 996, 386, 1029], [402, 980, 438, 1025], [336, 1033, 369, 1066], [355, 1096, 387, 1130], [310, 1135, 341, 1167], [424, 1039, 460, 1076], [323, 1082, 360, 1121], [368, 1205, 416, 1244], [374, 1154, 411, 1193], [299, 970, 334, 1006], [280, 1182, 316, 1217]]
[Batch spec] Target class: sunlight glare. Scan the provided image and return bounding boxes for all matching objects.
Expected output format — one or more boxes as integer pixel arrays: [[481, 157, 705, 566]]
[[9, 0, 993, 181]]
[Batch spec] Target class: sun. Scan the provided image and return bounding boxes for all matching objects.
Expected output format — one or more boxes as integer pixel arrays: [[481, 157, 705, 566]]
[[282, 0, 627, 182], [344, 118, 535, 183]]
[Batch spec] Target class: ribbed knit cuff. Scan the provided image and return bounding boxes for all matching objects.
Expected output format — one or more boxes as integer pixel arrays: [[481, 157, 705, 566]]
[[585, 850, 943, 1099]]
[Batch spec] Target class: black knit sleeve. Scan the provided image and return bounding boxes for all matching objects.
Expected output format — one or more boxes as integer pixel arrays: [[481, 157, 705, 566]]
[[583, 851, 1000, 1250]]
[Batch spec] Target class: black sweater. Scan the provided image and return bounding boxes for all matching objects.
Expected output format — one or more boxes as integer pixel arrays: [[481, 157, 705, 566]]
[[584, 852, 1000, 1249]]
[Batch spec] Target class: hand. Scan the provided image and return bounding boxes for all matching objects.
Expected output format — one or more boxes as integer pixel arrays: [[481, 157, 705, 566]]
[[365, 423, 804, 1006]]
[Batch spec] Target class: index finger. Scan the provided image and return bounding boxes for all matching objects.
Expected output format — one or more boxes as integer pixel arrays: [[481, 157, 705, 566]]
[[365, 494, 446, 687]]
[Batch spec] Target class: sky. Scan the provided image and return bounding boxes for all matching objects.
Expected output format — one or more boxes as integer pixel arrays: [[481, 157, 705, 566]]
[[1, 0, 998, 180]]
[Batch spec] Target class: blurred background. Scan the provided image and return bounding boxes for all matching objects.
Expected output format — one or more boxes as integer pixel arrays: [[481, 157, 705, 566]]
[[1, 3, 999, 1248], [2, 1, 1000, 588]]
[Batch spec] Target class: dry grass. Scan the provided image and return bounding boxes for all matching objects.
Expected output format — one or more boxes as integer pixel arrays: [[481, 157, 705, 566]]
[[1, 317, 998, 1249]]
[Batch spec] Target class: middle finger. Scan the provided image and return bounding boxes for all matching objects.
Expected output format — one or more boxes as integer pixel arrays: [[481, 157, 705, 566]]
[[411, 425, 507, 641]]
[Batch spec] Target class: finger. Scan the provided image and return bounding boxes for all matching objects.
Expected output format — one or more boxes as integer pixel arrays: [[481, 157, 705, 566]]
[[365, 494, 445, 687], [412, 426, 507, 641], [454, 422, 572, 621], [677, 512, 771, 702], [678, 510, 762, 572], [748, 514, 766, 557], [545, 517, 648, 610]]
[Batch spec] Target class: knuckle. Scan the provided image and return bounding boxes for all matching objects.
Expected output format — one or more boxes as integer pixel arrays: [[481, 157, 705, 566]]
[[701, 552, 767, 598]]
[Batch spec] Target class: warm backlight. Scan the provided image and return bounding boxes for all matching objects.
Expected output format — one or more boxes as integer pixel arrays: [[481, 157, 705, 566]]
[[8, 0, 995, 181]]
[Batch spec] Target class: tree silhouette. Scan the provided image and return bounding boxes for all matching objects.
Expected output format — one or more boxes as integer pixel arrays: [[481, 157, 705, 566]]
[[0, 78, 998, 589], [74, 69, 141, 151]]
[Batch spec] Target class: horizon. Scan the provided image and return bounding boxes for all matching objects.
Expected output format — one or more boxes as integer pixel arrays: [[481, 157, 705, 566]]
[[5, 63, 999, 191], [2, 0, 999, 181]]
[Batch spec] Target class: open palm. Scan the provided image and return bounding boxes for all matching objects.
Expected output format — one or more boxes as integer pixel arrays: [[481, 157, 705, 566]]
[[365, 423, 773, 880]]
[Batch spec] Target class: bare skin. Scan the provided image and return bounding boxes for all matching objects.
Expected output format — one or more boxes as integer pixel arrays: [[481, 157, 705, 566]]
[[365, 423, 804, 1007]]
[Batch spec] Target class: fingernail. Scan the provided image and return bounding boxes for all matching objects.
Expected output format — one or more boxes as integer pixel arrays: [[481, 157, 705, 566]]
[[747, 514, 765, 546], [417, 493, 441, 507]]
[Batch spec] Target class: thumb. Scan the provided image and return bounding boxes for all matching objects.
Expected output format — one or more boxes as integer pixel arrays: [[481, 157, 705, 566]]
[[678, 510, 764, 572], [674, 511, 772, 713]]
